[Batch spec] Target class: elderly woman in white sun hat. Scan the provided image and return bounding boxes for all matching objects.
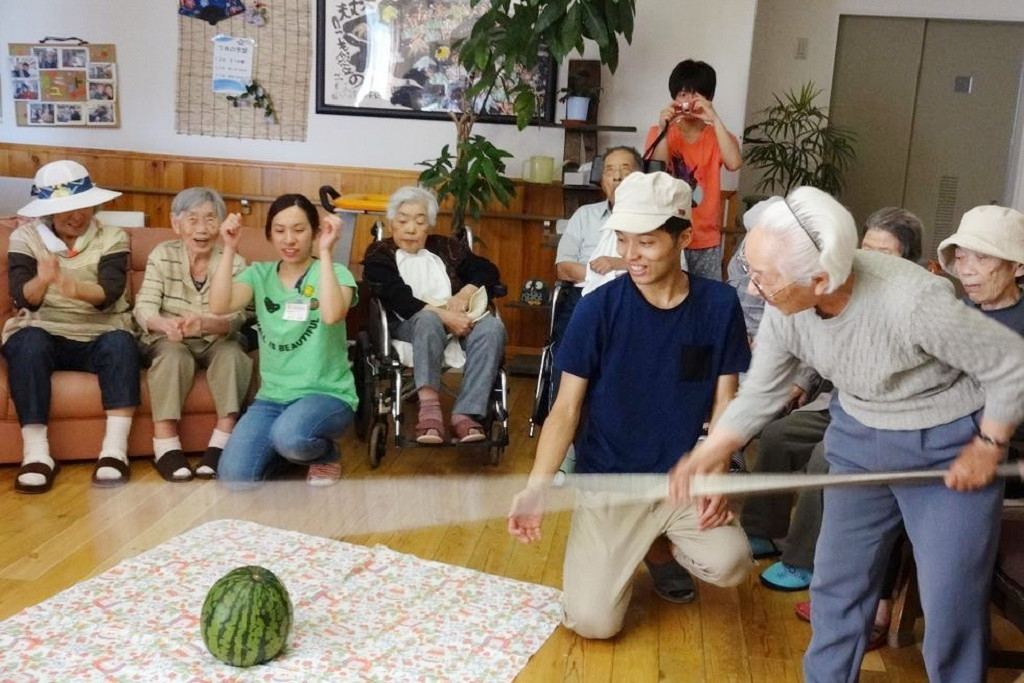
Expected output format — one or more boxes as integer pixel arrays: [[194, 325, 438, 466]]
[[2, 160, 140, 493], [939, 204, 1024, 473], [937, 205, 1024, 331]]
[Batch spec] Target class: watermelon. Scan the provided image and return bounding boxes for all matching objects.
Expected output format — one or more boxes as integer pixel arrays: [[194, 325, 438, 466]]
[[201, 565, 293, 667]]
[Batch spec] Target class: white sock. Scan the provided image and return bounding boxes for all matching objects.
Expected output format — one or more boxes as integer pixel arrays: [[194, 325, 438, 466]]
[[95, 415, 132, 481], [207, 428, 231, 450], [153, 436, 182, 459], [153, 435, 190, 479], [18, 424, 53, 487]]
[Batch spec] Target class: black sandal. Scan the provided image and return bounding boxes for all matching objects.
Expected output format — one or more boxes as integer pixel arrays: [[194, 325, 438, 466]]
[[194, 447, 221, 480], [153, 450, 193, 482], [92, 456, 131, 488], [14, 460, 59, 494]]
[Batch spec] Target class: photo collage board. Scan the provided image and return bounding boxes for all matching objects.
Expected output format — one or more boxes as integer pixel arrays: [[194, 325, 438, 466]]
[[8, 42, 119, 128]]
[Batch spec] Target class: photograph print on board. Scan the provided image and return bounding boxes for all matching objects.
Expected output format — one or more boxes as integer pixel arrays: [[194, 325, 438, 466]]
[[87, 102, 116, 125], [28, 102, 55, 125], [10, 55, 37, 79]]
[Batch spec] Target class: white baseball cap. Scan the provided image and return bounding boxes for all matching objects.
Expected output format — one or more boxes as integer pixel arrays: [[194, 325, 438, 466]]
[[937, 205, 1024, 274], [602, 171, 692, 234], [18, 160, 122, 218]]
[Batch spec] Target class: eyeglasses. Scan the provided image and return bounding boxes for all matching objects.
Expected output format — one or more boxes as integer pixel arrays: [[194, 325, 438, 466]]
[[739, 251, 795, 301]]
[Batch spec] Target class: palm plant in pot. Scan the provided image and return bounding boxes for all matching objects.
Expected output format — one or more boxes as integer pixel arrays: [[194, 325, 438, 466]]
[[418, 0, 637, 238], [742, 81, 857, 203]]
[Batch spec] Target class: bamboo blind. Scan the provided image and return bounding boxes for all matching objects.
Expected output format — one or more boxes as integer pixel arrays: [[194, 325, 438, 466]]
[[175, 0, 309, 141]]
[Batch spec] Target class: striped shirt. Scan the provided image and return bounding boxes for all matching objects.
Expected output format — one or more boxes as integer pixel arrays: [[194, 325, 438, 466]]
[[133, 240, 248, 345], [2, 219, 134, 344]]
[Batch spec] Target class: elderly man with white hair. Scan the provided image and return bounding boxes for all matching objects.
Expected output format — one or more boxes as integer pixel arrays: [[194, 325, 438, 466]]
[[670, 187, 1024, 683]]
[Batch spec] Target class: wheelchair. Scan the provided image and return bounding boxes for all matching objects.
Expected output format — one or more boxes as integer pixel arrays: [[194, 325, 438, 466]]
[[350, 226, 510, 468], [528, 279, 577, 437]]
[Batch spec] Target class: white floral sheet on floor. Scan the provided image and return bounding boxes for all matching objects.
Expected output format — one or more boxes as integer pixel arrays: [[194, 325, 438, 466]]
[[0, 519, 562, 682]]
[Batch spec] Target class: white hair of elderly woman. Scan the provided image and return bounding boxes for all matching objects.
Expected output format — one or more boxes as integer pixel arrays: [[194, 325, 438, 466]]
[[170, 187, 227, 221], [751, 186, 858, 294], [386, 186, 439, 226]]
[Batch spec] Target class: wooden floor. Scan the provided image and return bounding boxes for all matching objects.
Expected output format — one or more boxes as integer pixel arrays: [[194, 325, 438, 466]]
[[2, 375, 1023, 682]]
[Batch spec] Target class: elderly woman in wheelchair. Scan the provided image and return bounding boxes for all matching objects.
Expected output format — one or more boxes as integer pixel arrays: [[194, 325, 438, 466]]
[[362, 186, 507, 445]]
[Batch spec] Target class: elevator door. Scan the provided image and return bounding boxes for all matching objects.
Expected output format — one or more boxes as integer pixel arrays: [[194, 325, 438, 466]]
[[831, 17, 1024, 256]]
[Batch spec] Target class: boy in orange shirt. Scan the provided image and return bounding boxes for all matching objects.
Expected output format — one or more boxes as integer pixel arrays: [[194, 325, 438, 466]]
[[645, 59, 742, 281]]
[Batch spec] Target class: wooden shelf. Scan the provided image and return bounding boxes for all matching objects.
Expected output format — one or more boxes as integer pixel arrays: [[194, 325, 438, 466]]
[[544, 121, 637, 133], [507, 301, 552, 312]]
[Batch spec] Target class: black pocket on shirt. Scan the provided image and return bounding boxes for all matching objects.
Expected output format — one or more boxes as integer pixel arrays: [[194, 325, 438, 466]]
[[679, 344, 713, 381]]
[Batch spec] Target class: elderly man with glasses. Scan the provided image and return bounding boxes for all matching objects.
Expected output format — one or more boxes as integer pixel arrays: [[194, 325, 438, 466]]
[[671, 187, 1024, 683]]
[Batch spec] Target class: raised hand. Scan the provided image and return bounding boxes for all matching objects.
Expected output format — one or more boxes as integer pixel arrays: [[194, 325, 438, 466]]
[[318, 214, 342, 254], [690, 95, 719, 126], [219, 213, 243, 250], [658, 102, 682, 128]]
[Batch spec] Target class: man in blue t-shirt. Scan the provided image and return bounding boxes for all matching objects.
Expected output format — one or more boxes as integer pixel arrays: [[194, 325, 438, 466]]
[[508, 172, 753, 639]]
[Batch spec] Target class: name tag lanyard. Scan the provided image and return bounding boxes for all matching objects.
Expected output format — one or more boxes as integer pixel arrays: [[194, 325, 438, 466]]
[[279, 261, 314, 322]]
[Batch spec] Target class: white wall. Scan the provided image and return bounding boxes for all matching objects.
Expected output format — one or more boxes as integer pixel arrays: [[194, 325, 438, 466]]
[[741, 0, 1024, 202], [0, 0, 755, 188]]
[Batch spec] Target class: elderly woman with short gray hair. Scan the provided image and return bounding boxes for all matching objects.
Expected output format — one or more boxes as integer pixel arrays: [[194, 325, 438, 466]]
[[362, 186, 506, 444], [133, 187, 252, 481], [671, 186, 1024, 682]]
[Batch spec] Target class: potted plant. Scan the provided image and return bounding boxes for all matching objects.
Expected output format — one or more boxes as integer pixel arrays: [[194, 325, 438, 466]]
[[742, 81, 857, 198], [558, 83, 603, 123], [418, 0, 637, 238]]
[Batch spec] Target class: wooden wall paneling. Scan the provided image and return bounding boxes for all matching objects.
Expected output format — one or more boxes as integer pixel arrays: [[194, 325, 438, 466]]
[[0, 143, 558, 352]]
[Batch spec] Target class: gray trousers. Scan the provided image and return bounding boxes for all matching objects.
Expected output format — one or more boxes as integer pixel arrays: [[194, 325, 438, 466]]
[[684, 245, 723, 281], [741, 409, 830, 568], [392, 309, 506, 417], [805, 401, 1002, 683]]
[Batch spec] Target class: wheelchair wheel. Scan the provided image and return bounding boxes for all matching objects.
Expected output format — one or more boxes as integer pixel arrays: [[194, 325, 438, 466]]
[[353, 331, 374, 440], [485, 418, 504, 466], [368, 420, 388, 468]]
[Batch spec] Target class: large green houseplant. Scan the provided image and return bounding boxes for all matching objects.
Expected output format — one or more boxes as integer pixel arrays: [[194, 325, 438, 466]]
[[742, 82, 857, 198], [418, 0, 637, 237]]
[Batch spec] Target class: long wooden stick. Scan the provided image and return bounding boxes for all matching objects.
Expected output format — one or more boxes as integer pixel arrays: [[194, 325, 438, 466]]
[[690, 461, 1024, 498]]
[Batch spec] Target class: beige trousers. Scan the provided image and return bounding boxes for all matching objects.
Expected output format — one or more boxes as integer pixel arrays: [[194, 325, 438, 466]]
[[141, 336, 252, 421], [562, 489, 753, 639]]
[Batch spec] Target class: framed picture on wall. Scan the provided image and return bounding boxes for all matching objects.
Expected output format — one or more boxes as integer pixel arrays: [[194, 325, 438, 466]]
[[315, 0, 555, 123], [8, 41, 120, 128]]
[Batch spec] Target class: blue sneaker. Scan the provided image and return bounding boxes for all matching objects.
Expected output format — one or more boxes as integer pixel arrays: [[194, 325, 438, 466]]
[[748, 536, 781, 560], [759, 561, 812, 592]]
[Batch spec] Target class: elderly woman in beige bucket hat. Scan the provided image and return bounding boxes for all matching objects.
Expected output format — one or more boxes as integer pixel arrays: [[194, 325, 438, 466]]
[[937, 205, 1024, 318], [3, 160, 140, 493]]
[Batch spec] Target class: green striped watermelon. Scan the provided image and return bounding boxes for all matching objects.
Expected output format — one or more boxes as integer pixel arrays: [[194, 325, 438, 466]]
[[201, 565, 293, 667]]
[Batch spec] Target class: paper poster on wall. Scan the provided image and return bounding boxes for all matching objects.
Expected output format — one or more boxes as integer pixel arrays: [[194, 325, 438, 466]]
[[211, 34, 255, 94], [7, 41, 119, 127]]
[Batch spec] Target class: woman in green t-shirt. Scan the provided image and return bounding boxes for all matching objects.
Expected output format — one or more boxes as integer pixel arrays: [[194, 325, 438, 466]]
[[209, 194, 358, 485]]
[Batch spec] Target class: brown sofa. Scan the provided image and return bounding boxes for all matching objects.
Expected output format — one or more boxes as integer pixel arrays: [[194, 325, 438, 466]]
[[0, 223, 278, 464]]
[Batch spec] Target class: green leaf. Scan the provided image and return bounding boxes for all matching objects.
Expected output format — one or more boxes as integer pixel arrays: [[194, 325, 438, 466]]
[[535, 1, 565, 34]]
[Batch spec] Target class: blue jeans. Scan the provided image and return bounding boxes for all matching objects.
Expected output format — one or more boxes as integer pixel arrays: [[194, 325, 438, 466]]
[[218, 395, 355, 483], [1, 327, 140, 425]]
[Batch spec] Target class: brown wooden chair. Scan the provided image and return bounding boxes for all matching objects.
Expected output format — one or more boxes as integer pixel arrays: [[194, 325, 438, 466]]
[[886, 505, 1024, 668]]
